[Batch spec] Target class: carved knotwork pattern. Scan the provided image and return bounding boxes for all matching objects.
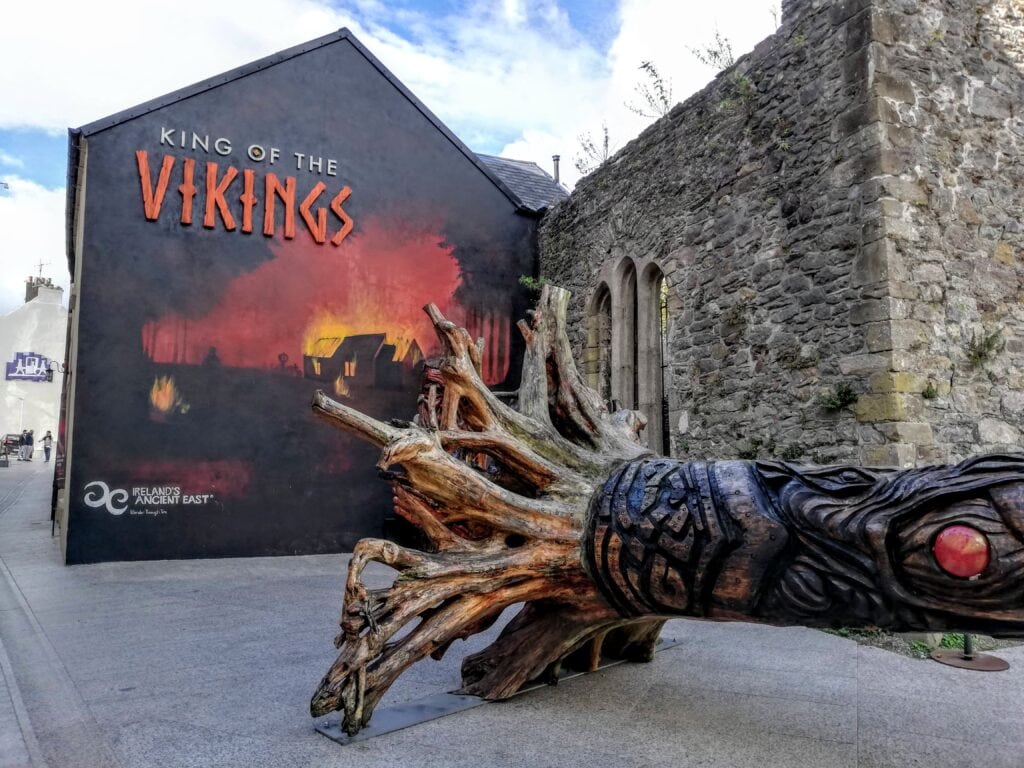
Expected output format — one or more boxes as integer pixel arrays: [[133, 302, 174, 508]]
[[585, 459, 741, 618]]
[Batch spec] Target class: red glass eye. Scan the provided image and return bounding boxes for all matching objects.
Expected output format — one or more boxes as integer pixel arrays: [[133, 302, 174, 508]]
[[933, 525, 990, 578]]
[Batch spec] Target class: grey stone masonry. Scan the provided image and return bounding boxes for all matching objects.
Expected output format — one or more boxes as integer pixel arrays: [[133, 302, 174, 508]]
[[869, 0, 1024, 463], [539, 0, 1023, 467]]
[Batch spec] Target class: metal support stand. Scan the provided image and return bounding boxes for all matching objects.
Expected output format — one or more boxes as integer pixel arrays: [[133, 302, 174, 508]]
[[931, 633, 1010, 672], [315, 636, 684, 745]]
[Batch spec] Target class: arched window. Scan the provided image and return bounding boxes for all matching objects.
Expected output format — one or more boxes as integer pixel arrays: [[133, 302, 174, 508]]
[[602, 257, 673, 454], [618, 259, 638, 411], [585, 284, 612, 404], [638, 264, 670, 454]]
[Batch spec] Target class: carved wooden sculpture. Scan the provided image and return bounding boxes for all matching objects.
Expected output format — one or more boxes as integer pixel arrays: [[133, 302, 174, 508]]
[[310, 285, 1024, 735]]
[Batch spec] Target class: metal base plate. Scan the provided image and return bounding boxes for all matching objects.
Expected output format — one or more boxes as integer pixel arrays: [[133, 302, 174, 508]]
[[315, 636, 684, 745], [930, 649, 1010, 671]]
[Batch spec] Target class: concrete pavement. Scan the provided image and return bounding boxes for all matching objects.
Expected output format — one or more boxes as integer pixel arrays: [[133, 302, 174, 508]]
[[1, 459, 1023, 767]]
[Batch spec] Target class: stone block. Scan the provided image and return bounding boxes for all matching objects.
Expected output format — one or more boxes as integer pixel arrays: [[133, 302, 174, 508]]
[[866, 96, 901, 125], [854, 393, 910, 422], [868, 372, 925, 394], [831, 156, 868, 187], [835, 103, 873, 139], [880, 176, 929, 205], [888, 280, 920, 299], [861, 216, 886, 243], [911, 263, 946, 284], [977, 417, 1021, 445], [971, 87, 1012, 120], [839, 353, 892, 375], [871, 10, 897, 45], [917, 444, 948, 465], [852, 240, 893, 286], [831, 0, 872, 25], [878, 149, 910, 175], [845, 8, 872, 52], [877, 421, 935, 444], [957, 198, 981, 225], [865, 319, 927, 354], [865, 322, 893, 352], [1002, 391, 1024, 418], [884, 215, 918, 242], [994, 241, 1017, 266], [873, 72, 916, 103], [883, 124, 916, 149], [861, 442, 917, 467], [850, 298, 893, 326]]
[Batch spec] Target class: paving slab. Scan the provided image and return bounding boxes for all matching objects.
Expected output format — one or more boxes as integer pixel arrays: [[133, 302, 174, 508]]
[[1, 460, 1023, 767]]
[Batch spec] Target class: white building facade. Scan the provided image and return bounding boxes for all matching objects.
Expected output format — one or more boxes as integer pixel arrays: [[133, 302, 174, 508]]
[[1, 282, 68, 442]]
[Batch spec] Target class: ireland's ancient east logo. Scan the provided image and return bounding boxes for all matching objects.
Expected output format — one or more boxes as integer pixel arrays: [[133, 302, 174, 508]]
[[83, 481, 129, 515]]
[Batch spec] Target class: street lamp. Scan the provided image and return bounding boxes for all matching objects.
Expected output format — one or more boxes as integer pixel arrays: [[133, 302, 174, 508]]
[[46, 360, 66, 382]]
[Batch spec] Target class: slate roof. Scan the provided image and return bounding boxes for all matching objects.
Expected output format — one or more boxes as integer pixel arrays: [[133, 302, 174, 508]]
[[476, 154, 569, 214]]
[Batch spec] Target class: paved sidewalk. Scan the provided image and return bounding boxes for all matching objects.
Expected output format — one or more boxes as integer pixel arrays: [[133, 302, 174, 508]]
[[1, 460, 1023, 768]]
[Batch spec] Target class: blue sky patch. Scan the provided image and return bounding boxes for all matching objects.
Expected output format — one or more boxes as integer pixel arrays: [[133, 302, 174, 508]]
[[0, 129, 69, 190]]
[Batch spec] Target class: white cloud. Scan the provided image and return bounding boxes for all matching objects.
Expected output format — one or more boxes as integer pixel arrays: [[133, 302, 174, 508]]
[[0, 0, 780, 314], [0, 0, 606, 142], [0, 152, 25, 169], [0, 0, 358, 132], [1, 1, 778, 170], [0, 178, 68, 314], [501, 0, 780, 186]]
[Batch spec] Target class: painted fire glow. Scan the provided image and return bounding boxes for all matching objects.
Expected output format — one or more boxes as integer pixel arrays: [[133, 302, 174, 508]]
[[140, 218, 511, 385]]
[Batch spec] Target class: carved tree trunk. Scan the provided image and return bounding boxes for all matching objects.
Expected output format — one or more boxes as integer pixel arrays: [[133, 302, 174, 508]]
[[310, 285, 1024, 736]]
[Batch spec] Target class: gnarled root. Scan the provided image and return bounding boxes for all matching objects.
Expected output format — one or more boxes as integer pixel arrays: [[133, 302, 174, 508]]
[[310, 286, 652, 734]]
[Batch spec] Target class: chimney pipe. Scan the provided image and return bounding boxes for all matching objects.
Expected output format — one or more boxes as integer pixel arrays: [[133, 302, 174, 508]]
[[552, 154, 560, 184]]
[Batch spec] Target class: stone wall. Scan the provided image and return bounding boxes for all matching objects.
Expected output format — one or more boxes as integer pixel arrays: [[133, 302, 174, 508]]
[[539, 0, 1024, 467], [867, 0, 1024, 463]]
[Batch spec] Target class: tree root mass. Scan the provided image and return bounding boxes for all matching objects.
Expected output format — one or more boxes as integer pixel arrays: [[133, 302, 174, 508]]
[[310, 286, 655, 734]]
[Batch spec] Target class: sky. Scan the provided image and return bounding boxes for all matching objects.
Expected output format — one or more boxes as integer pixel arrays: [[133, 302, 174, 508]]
[[0, 0, 779, 315]]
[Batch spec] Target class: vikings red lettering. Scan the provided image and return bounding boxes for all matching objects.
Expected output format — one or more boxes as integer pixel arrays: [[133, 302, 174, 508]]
[[136, 151, 175, 221], [330, 186, 354, 246], [203, 162, 238, 230], [299, 182, 327, 244], [264, 173, 296, 239], [178, 158, 197, 225], [135, 151, 353, 244], [240, 169, 257, 234]]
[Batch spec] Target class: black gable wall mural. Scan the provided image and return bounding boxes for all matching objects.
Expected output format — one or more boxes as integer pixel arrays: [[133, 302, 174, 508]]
[[61, 30, 565, 564]]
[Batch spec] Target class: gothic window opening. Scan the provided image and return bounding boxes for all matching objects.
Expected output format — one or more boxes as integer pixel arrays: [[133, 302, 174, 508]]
[[637, 263, 670, 455], [621, 260, 638, 411], [601, 258, 674, 455], [585, 284, 612, 405], [657, 275, 671, 453]]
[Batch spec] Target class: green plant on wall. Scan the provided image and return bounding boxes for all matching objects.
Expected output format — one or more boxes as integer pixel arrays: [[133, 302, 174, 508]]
[[819, 382, 858, 412], [690, 30, 735, 70], [518, 275, 549, 294], [626, 61, 674, 120], [922, 380, 939, 400], [781, 443, 805, 461], [966, 328, 1003, 369], [738, 434, 776, 460]]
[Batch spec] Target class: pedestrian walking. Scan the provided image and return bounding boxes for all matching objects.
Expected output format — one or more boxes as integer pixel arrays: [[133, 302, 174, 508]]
[[24, 430, 34, 461], [18, 431, 27, 461], [42, 431, 53, 462]]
